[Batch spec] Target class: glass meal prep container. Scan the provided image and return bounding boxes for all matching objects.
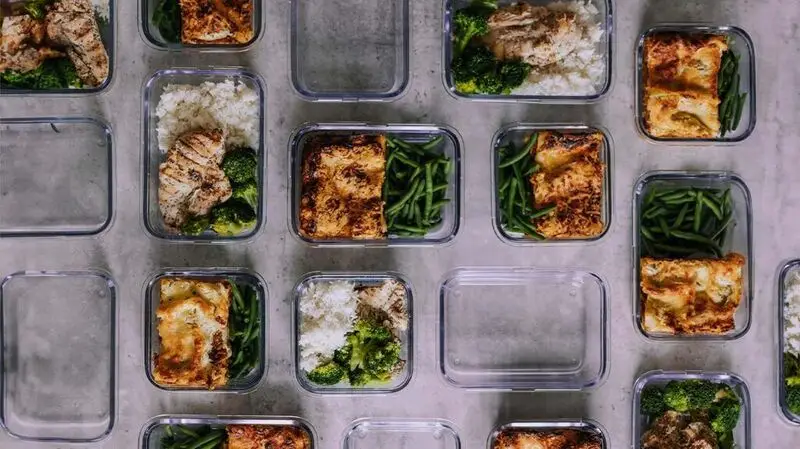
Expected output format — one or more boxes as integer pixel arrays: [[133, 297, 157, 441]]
[[290, 0, 409, 101], [491, 123, 612, 245], [632, 171, 753, 341], [0, 117, 114, 238], [442, 0, 613, 103], [139, 415, 317, 449], [635, 25, 757, 144], [488, 421, 608, 449], [438, 267, 608, 391], [632, 370, 751, 449], [777, 260, 800, 424], [139, 0, 263, 51], [288, 123, 462, 247], [142, 67, 266, 242], [342, 418, 460, 449], [0, 0, 115, 95], [0, 270, 117, 443], [143, 268, 267, 393], [292, 272, 414, 394]]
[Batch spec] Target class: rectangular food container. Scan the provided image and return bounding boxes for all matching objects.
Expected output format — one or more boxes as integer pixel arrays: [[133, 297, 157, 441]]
[[635, 25, 757, 143], [0, 270, 117, 443], [438, 267, 608, 391], [139, 415, 317, 449], [144, 268, 267, 392], [632, 171, 753, 340], [491, 123, 612, 245], [290, 0, 409, 101], [139, 0, 264, 51], [288, 123, 462, 247], [777, 260, 800, 424], [632, 370, 751, 449], [343, 418, 460, 449], [1, 1, 115, 95], [0, 117, 114, 237], [292, 272, 414, 394], [442, 0, 613, 103], [141, 68, 266, 242], [488, 421, 608, 449]]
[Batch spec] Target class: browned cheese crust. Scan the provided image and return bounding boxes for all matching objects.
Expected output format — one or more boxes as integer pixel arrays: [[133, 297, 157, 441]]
[[179, 0, 254, 45], [493, 429, 602, 449], [225, 424, 312, 449]]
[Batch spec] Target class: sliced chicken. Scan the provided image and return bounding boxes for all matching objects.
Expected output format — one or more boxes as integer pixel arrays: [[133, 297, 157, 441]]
[[0, 15, 64, 72], [158, 129, 232, 229], [45, 0, 109, 86], [179, 0, 253, 44]]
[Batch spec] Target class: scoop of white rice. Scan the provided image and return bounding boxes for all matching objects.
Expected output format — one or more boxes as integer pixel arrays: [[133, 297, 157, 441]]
[[298, 281, 358, 372], [785, 271, 800, 355], [155, 80, 260, 152]]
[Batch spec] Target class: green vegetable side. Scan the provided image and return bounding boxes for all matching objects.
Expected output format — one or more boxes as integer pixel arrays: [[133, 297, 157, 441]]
[[1, 58, 83, 90], [160, 425, 224, 449], [153, 0, 182, 44], [718, 46, 747, 137], [228, 281, 261, 380], [783, 352, 800, 416]]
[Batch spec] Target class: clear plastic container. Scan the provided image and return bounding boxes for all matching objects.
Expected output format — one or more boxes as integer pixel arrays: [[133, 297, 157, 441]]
[[141, 68, 266, 242], [139, 415, 317, 449], [0, 1, 116, 95], [488, 421, 608, 449], [490, 123, 612, 245], [292, 272, 414, 394], [632, 370, 751, 449], [138, 0, 264, 51], [635, 25, 757, 143], [290, 0, 409, 101], [777, 260, 800, 424], [288, 123, 462, 247], [438, 267, 608, 391], [632, 171, 753, 340], [143, 268, 267, 392], [0, 270, 117, 443], [442, 0, 613, 103], [0, 117, 114, 237], [342, 418, 460, 449]]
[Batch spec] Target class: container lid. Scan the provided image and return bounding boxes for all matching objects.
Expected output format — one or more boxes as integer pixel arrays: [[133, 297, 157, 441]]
[[342, 418, 460, 449], [0, 271, 116, 442], [0, 118, 113, 237], [438, 267, 607, 390], [290, 0, 409, 101]]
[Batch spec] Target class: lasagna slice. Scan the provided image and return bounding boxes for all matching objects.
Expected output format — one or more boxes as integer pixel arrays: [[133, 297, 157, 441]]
[[179, 0, 254, 44], [493, 429, 602, 449], [529, 131, 605, 239], [300, 134, 387, 240], [226, 425, 312, 449], [154, 278, 231, 389], [640, 253, 746, 335], [644, 86, 721, 138]]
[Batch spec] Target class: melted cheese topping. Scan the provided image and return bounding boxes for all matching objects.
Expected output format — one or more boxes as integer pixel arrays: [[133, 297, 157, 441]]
[[493, 430, 602, 449], [153, 278, 231, 389], [226, 425, 312, 449]]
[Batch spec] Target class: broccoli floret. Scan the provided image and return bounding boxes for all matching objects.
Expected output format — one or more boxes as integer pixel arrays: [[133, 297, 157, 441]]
[[35, 63, 63, 90], [348, 368, 369, 387], [333, 344, 352, 367], [222, 149, 257, 184], [180, 215, 210, 235], [1, 69, 38, 88], [210, 200, 256, 236], [787, 386, 800, 415], [53, 58, 82, 88], [231, 180, 258, 211], [455, 79, 478, 94], [333, 320, 402, 386], [717, 430, 734, 449], [785, 352, 800, 386], [364, 340, 401, 380], [499, 60, 531, 92], [452, 45, 496, 83], [452, 8, 490, 57], [353, 319, 394, 342], [640, 386, 666, 415], [663, 381, 691, 412], [710, 396, 741, 434], [475, 72, 505, 95], [663, 380, 719, 412], [306, 362, 346, 386]]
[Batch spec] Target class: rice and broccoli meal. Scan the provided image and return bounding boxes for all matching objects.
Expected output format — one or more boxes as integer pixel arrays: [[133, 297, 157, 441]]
[[782, 268, 800, 418]]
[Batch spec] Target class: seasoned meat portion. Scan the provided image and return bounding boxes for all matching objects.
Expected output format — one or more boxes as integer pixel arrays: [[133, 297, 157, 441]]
[[641, 410, 718, 449], [45, 0, 109, 86], [158, 129, 232, 229], [226, 424, 312, 449], [493, 429, 602, 449], [0, 15, 64, 72], [179, 0, 253, 44]]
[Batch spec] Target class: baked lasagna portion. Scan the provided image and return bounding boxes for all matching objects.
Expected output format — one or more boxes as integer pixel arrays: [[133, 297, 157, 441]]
[[643, 33, 728, 138], [530, 131, 605, 239], [153, 278, 231, 389], [226, 424, 312, 449], [493, 429, 602, 449], [179, 0, 254, 44], [300, 134, 387, 240], [640, 253, 746, 335]]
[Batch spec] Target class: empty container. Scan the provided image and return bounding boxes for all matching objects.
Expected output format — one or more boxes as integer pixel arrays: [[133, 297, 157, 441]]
[[343, 418, 460, 449]]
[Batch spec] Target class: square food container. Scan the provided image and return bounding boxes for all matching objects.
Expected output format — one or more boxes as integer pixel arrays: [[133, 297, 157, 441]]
[[438, 267, 608, 391], [491, 123, 612, 245], [442, 0, 613, 103], [292, 272, 414, 394], [632, 171, 753, 340], [0, 271, 117, 443], [342, 418, 460, 449], [0, 117, 114, 237], [143, 268, 267, 392], [290, 0, 409, 101], [141, 68, 266, 242], [139, 0, 264, 51], [288, 123, 462, 247], [139, 415, 317, 449], [0, 1, 115, 95], [635, 25, 757, 143], [488, 421, 608, 449], [632, 370, 751, 449], [777, 260, 800, 424]]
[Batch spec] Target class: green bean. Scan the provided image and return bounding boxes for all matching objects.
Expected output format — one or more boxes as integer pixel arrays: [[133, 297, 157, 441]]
[[433, 183, 449, 193], [693, 192, 703, 233], [386, 178, 421, 215], [421, 135, 444, 151], [671, 230, 722, 250], [672, 202, 690, 228], [658, 217, 671, 237], [391, 223, 428, 234], [230, 282, 245, 314], [424, 162, 434, 220], [659, 191, 691, 202], [652, 243, 701, 255], [732, 93, 746, 131], [527, 204, 556, 219], [511, 214, 544, 240], [165, 425, 174, 438], [701, 196, 724, 220], [499, 143, 531, 168], [409, 166, 422, 181], [498, 177, 512, 194], [524, 163, 540, 176], [641, 226, 656, 241], [185, 430, 224, 449], [644, 206, 668, 219], [414, 203, 423, 228], [431, 199, 450, 209], [394, 152, 420, 168], [505, 178, 517, 223], [177, 426, 201, 438]]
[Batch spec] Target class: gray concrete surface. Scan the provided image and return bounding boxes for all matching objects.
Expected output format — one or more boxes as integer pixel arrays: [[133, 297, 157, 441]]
[[1, 0, 799, 447]]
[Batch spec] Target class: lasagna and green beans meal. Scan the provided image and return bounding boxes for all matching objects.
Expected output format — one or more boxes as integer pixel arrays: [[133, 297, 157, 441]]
[[160, 423, 310, 449]]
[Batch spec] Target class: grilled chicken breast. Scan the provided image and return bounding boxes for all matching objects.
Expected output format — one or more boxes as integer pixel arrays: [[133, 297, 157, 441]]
[[493, 429, 602, 449], [226, 425, 312, 449], [158, 129, 232, 229], [641, 411, 717, 449], [0, 15, 64, 72], [45, 0, 109, 86], [179, 0, 253, 44]]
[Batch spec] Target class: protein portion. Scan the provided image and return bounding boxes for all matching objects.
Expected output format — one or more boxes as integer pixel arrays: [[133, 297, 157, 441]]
[[160, 423, 311, 449], [493, 428, 602, 449], [153, 0, 254, 45], [782, 269, 800, 418], [451, 0, 605, 96], [0, 0, 110, 90]]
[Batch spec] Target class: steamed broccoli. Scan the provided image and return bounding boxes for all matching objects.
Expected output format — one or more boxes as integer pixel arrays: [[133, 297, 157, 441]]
[[1, 58, 83, 90], [231, 180, 258, 211], [180, 215, 210, 235], [364, 340, 401, 380], [785, 352, 800, 386], [786, 386, 800, 415], [640, 385, 666, 415], [663, 381, 692, 412], [710, 396, 741, 434], [222, 149, 257, 184], [210, 200, 256, 236], [499, 60, 531, 91], [1, 69, 38, 89], [663, 379, 719, 412], [347, 368, 369, 387], [53, 58, 82, 88], [717, 430, 734, 449], [452, 6, 491, 57], [330, 319, 402, 386], [307, 362, 346, 385], [451, 45, 531, 95]]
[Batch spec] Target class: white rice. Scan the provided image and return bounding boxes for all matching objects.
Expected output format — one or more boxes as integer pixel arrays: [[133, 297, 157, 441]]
[[155, 80, 260, 152], [785, 271, 800, 355], [91, 0, 110, 20], [298, 281, 358, 372], [511, 0, 605, 96]]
